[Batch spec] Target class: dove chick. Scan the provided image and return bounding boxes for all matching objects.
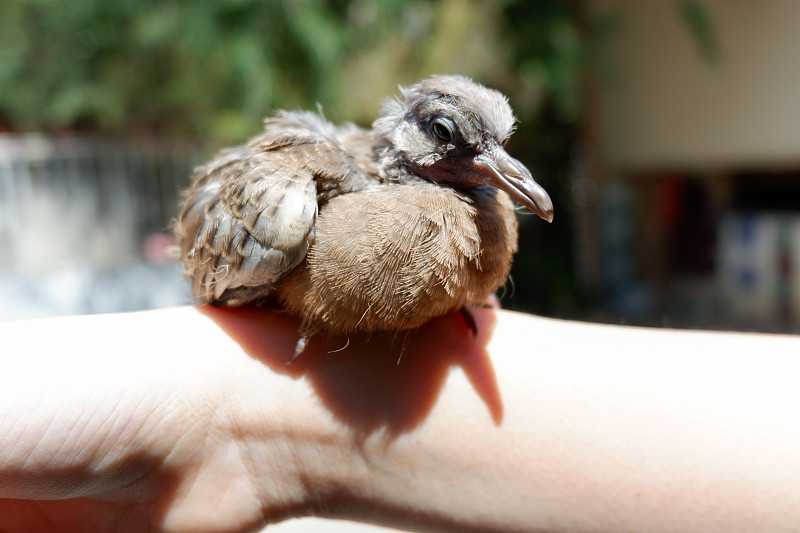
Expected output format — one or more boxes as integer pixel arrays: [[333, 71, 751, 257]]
[[176, 75, 553, 353]]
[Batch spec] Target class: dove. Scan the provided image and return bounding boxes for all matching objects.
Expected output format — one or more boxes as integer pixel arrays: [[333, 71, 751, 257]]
[[176, 75, 553, 359]]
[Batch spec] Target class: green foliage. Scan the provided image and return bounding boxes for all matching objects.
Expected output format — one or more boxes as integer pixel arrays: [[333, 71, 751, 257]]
[[0, 0, 587, 145]]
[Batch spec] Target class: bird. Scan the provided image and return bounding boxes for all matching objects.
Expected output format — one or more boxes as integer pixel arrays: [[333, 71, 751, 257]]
[[176, 75, 553, 360]]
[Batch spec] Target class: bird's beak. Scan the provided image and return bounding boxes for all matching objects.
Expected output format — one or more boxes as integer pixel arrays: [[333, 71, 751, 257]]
[[474, 143, 554, 223]]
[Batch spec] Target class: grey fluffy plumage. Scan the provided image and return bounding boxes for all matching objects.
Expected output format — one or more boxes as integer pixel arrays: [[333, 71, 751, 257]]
[[176, 75, 553, 351]]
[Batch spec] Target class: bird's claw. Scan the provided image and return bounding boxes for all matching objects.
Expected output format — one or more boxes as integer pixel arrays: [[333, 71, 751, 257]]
[[287, 335, 310, 365], [458, 306, 478, 338]]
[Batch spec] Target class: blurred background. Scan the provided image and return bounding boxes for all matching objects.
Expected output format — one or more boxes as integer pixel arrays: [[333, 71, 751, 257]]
[[2, 0, 800, 334]]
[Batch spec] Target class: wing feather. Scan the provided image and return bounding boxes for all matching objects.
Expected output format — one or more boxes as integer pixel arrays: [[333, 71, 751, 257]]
[[176, 111, 368, 305]]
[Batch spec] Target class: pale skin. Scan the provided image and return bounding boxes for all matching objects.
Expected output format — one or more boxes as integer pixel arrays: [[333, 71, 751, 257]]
[[2, 306, 800, 533]]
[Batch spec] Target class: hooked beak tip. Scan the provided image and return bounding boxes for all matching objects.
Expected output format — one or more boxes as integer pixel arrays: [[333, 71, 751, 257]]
[[529, 196, 554, 223]]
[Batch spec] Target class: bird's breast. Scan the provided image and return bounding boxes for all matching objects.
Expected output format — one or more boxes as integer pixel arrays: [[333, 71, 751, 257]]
[[276, 182, 519, 334]]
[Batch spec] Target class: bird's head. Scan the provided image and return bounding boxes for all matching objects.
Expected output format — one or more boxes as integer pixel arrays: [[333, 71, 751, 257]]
[[373, 75, 553, 222]]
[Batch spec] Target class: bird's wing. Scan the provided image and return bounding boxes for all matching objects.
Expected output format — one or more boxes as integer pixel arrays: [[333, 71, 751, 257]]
[[177, 111, 368, 304]]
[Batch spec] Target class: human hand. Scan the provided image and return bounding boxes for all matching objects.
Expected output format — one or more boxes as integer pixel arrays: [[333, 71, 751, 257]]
[[0, 305, 498, 533]]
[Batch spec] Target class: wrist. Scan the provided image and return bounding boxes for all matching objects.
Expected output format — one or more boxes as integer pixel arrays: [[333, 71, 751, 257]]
[[208, 339, 366, 525]]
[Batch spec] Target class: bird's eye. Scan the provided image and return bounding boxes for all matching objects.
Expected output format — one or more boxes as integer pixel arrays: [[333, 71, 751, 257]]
[[430, 118, 454, 143]]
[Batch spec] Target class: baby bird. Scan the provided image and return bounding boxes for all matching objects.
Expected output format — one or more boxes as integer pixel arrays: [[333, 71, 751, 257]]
[[176, 75, 553, 358]]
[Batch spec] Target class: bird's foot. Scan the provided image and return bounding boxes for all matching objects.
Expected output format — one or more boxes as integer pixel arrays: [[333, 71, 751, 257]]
[[458, 306, 479, 338]]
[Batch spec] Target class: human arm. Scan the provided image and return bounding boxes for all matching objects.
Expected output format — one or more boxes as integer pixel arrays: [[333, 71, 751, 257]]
[[1, 306, 800, 532]]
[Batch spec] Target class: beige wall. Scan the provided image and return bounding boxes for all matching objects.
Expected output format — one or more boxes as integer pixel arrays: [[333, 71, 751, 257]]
[[594, 0, 800, 170]]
